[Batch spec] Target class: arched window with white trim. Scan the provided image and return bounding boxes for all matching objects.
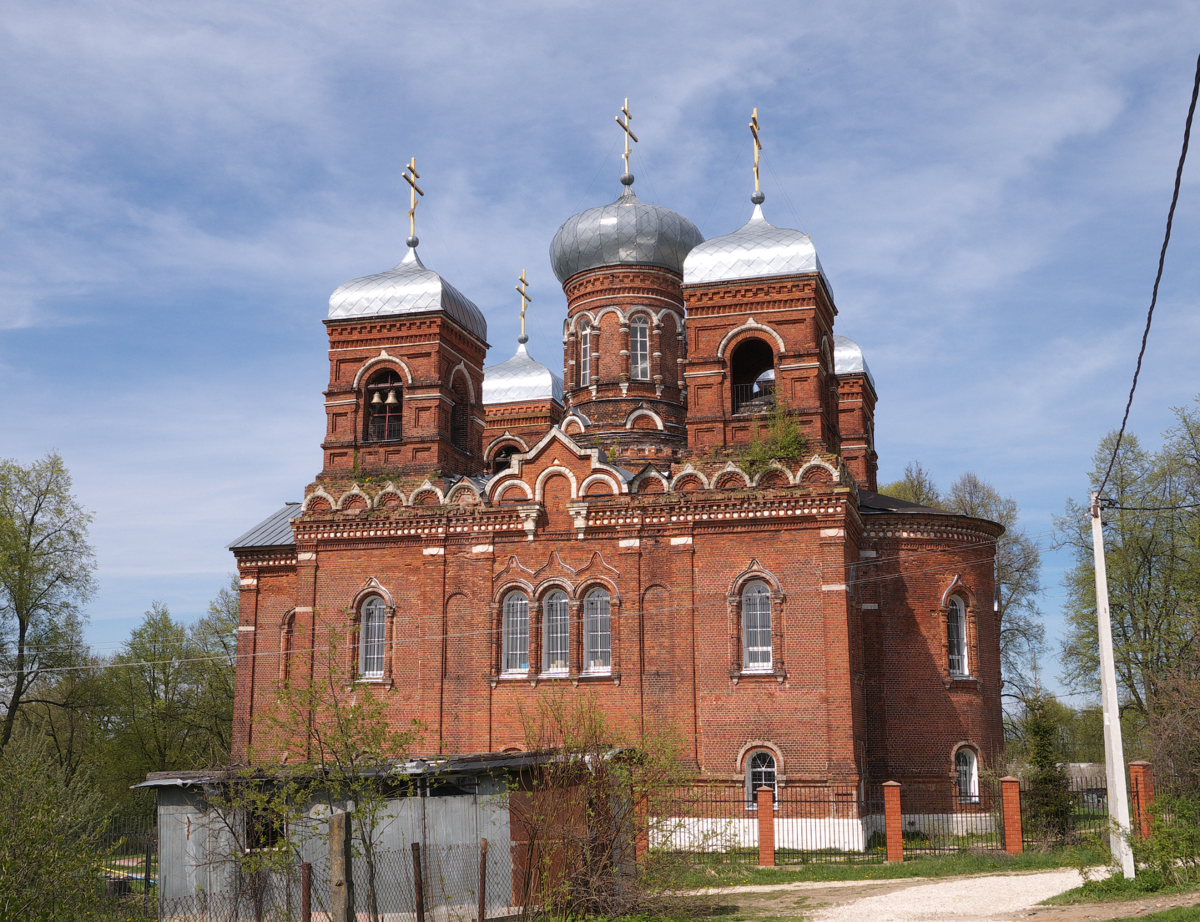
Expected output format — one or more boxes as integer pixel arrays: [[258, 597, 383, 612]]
[[742, 580, 773, 671], [579, 323, 593, 386], [947, 596, 968, 676], [745, 750, 777, 806], [583, 587, 611, 673], [359, 596, 386, 679], [542, 590, 569, 673], [630, 315, 650, 380], [503, 591, 530, 674], [956, 748, 979, 802]]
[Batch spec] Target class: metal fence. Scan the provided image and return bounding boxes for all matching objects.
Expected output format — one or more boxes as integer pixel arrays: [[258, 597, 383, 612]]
[[1020, 773, 1109, 850], [155, 840, 514, 921], [898, 778, 1004, 857], [653, 783, 887, 865]]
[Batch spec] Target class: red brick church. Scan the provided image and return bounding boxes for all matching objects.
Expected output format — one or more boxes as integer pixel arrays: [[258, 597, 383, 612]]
[[229, 143, 1004, 798]]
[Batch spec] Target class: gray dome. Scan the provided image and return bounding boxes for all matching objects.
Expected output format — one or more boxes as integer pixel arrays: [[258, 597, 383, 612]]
[[833, 334, 875, 389], [683, 203, 832, 298], [483, 342, 564, 405], [328, 246, 488, 342], [549, 185, 704, 284]]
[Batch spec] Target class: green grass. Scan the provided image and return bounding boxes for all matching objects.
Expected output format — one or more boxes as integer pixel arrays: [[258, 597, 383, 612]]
[[1042, 871, 1200, 906], [1106, 907, 1200, 922], [666, 845, 1107, 889]]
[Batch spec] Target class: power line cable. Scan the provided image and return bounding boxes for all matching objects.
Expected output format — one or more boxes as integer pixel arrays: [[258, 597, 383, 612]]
[[1097, 51, 1200, 498]]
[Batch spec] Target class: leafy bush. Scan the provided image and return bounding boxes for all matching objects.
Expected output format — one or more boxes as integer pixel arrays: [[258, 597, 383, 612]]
[[1132, 795, 1200, 888]]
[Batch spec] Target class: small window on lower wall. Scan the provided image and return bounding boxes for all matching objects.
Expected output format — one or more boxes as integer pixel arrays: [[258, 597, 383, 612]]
[[956, 748, 979, 802], [745, 750, 777, 806]]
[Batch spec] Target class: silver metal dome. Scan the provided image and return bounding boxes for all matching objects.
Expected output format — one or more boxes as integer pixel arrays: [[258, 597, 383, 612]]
[[833, 334, 875, 389], [682, 204, 832, 297], [328, 246, 488, 342], [483, 342, 564, 405], [549, 185, 704, 284]]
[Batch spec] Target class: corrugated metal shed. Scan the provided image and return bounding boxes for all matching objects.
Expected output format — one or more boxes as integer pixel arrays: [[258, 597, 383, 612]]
[[227, 502, 299, 549]]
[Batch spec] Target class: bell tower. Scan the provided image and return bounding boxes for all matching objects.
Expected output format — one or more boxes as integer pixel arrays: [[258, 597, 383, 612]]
[[318, 160, 488, 480], [549, 101, 703, 464]]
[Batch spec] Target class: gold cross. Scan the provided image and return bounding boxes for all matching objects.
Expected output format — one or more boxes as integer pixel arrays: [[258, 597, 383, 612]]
[[615, 98, 639, 175], [402, 157, 424, 239], [515, 270, 532, 340], [750, 108, 762, 193]]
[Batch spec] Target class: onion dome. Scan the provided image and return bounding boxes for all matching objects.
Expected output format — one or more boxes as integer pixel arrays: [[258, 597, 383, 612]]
[[833, 334, 875, 389], [549, 177, 704, 284], [328, 245, 488, 342], [483, 342, 564, 405], [683, 201, 832, 297]]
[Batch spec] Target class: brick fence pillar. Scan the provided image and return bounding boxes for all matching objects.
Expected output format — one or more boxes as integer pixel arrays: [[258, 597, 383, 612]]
[[757, 787, 775, 867], [1129, 761, 1155, 839], [882, 781, 902, 863], [1000, 776, 1023, 856]]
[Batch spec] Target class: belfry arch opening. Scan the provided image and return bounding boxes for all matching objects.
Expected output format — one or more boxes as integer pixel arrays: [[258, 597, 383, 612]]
[[365, 369, 404, 441], [730, 338, 775, 414]]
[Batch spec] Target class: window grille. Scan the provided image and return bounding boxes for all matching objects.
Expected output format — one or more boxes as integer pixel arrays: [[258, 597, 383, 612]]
[[956, 749, 978, 801], [543, 591, 569, 672], [742, 581, 772, 670], [947, 597, 967, 675], [745, 751, 777, 805], [503, 592, 530, 673], [583, 588, 611, 672], [359, 597, 386, 679], [580, 325, 592, 385], [630, 316, 650, 380]]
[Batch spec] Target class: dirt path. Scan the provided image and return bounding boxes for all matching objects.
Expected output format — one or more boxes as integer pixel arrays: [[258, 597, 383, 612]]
[[703, 868, 1199, 922]]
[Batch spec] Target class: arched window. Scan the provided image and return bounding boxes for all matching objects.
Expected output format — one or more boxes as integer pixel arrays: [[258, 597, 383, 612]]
[[742, 581, 772, 671], [583, 587, 611, 673], [365, 370, 403, 441], [956, 748, 979, 802], [451, 377, 471, 453], [502, 591, 529, 674], [745, 750, 777, 806], [492, 445, 520, 475], [730, 338, 775, 414], [947, 597, 968, 676], [579, 323, 593, 386], [359, 596, 386, 679], [542, 590, 569, 673], [630, 315, 650, 381]]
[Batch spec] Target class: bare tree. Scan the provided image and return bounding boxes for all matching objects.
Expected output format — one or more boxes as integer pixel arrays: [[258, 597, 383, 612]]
[[0, 453, 96, 751], [879, 460, 943, 507]]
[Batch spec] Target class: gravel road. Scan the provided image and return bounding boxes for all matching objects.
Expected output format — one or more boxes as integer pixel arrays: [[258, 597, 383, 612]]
[[807, 869, 1089, 922]]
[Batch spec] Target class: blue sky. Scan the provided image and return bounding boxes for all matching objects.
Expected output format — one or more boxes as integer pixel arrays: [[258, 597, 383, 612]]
[[2, 1, 1198, 698]]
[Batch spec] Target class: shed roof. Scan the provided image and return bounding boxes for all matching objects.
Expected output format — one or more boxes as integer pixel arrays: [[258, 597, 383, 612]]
[[227, 503, 300, 549]]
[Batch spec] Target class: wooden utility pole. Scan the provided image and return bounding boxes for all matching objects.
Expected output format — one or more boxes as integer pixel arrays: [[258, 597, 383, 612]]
[[329, 811, 354, 922]]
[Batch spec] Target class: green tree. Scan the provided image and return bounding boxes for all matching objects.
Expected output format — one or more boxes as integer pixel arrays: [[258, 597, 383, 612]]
[[880, 460, 943, 507], [1056, 402, 1200, 715], [0, 452, 97, 751], [1020, 694, 1073, 844]]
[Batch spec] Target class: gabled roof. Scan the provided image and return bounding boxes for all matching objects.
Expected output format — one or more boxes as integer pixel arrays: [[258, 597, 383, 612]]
[[228, 503, 300, 549]]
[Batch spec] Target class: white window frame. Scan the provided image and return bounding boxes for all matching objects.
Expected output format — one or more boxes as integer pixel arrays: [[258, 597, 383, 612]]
[[359, 596, 386, 679], [630, 315, 650, 381], [542, 590, 569, 674], [947, 596, 968, 676], [580, 324, 592, 385], [956, 748, 979, 802], [583, 588, 611, 674], [745, 750, 777, 807], [502, 591, 530, 674], [741, 580, 773, 671]]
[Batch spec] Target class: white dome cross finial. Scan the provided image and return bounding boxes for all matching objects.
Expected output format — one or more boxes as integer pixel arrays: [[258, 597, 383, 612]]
[[402, 157, 424, 247]]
